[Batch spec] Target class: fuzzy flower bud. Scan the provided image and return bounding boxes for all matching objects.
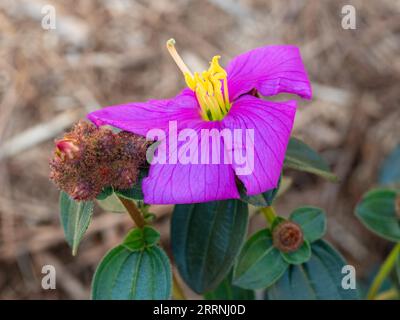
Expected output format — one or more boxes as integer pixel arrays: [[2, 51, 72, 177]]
[[49, 121, 148, 201], [55, 139, 80, 160], [272, 221, 304, 253]]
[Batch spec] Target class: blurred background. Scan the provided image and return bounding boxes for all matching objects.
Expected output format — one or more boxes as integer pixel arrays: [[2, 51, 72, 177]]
[[0, 0, 399, 299]]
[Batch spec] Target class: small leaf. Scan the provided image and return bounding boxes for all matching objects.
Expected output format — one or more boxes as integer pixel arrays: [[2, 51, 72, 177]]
[[281, 240, 311, 265], [59, 191, 94, 256], [285, 137, 337, 182], [290, 206, 327, 242], [379, 144, 400, 186], [115, 185, 144, 201], [233, 229, 288, 290], [96, 192, 126, 213], [266, 240, 359, 300], [240, 176, 281, 207], [355, 188, 400, 242], [92, 245, 172, 300], [172, 199, 248, 294], [204, 270, 255, 300], [96, 186, 113, 200], [123, 226, 160, 251]]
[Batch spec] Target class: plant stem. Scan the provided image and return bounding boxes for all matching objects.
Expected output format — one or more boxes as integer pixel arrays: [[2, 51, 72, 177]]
[[374, 288, 399, 300], [172, 270, 186, 300], [367, 242, 400, 300], [261, 206, 277, 225], [117, 196, 146, 228]]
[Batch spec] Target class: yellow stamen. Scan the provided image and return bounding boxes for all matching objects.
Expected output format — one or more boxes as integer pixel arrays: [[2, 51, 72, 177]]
[[166, 39, 231, 121], [166, 39, 193, 77]]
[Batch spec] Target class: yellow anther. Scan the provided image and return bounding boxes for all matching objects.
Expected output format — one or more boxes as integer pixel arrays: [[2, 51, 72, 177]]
[[184, 73, 196, 90], [166, 39, 231, 121]]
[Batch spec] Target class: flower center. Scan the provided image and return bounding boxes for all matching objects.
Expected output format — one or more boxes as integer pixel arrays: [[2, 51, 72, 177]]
[[166, 39, 231, 121]]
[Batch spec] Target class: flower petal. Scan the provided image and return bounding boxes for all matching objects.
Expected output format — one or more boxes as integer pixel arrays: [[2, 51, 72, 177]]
[[221, 95, 296, 195], [226, 45, 312, 101], [87, 89, 200, 136], [142, 121, 239, 204]]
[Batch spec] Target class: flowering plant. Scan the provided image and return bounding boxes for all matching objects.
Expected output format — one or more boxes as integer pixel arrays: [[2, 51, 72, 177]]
[[49, 39, 372, 300]]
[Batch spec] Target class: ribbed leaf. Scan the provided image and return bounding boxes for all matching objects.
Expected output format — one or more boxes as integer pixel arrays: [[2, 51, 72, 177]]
[[355, 188, 400, 241], [285, 137, 337, 182], [233, 229, 288, 290], [266, 240, 359, 300], [123, 226, 160, 251], [204, 270, 254, 300], [59, 191, 94, 255], [92, 245, 171, 300], [172, 199, 248, 293], [281, 240, 311, 265], [290, 206, 327, 243]]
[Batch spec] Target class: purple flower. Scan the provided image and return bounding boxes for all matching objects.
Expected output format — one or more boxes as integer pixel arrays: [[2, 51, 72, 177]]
[[88, 39, 312, 204]]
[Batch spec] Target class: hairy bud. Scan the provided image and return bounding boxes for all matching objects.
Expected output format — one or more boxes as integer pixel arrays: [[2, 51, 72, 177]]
[[49, 121, 148, 201], [55, 139, 80, 160], [272, 221, 304, 253]]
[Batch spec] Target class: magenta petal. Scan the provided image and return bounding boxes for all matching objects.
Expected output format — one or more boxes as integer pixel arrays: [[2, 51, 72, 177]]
[[221, 95, 296, 195], [142, 121, 239, 204], [87, 89, 200, 136], [226, 45, 312, 101]]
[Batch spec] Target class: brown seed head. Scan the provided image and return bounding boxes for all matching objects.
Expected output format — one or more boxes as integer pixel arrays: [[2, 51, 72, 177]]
[[49, 120, 148, 201], [272, 221, 304, 253]]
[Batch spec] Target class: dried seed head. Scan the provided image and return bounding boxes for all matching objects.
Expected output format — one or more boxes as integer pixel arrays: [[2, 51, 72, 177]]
[[49, 120, 148, 201], [272, 221, 304, 253]]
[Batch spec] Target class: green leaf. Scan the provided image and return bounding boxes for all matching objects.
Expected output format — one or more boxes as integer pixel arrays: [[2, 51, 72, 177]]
[[123, 226, 160, 251], [266, 240, 359, 300], [96, 186, 113, 200], [96, 192, 126, 213], [240, 176, 281, 207], [281, 240, 311, 265], [204, 270, 254, 300], [290, 206, 327, 242], [379, 144, 400, 186], [233, 229, 288, 290], [285, 137, 337, 182], [92, 245, 172, 300], [59, 192, 94, 256], [355, 188, 400, 241], [171, 199, 248, 294]]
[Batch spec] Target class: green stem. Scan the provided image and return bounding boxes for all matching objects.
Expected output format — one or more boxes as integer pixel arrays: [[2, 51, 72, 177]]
[[367, 243, 400, 300], [117, 196, 146, 228], [261, 206, 277, 225], [374, 288, 399, 300]]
